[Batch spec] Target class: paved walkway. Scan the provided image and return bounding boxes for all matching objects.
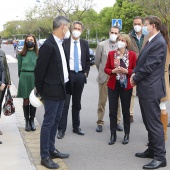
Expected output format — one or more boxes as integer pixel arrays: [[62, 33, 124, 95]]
[[0, 83, 68, 170]]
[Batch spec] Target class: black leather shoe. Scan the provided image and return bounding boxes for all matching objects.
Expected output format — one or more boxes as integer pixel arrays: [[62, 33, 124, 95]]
[[96, 125, 103, 132], [168, 122, 170, 127], [0, 141, 2, 144], [122, 134, 129, 144], [25, 120, 31, 131], [0, 130, 3, 135], [143, 159, 167, 169], [135, 149, 154, 159], [57, 131, 65, 139], [41, 157, 59, 169], [50, 149, 69, 159], [116, 124, 123, 131], [108, 134, 117, 145], [73, 128, 85, 135], [29, 120, 36, 131]]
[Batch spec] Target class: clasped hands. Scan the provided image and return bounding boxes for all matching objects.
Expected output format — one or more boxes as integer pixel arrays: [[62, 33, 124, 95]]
[[112, 66, 128, 74]]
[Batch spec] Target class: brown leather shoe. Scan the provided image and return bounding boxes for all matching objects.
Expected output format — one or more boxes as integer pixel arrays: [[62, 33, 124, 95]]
[[130, 115, 134, 123]]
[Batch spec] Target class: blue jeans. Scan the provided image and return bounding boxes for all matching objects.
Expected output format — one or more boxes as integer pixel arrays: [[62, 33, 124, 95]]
[[40, 99, 64, 159]]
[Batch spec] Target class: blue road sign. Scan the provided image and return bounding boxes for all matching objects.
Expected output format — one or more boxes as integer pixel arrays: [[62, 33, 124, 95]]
[[112, 19, 122, 30]]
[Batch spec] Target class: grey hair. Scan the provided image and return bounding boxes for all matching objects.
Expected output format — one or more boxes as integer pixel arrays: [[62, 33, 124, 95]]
[[71, 21, 84, 30], [53, 16, 70, 30]]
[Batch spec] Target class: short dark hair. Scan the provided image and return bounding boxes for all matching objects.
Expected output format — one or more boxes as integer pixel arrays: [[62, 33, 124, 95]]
[[144, 15, 162, 31], [133, 16, 144, 24], [109, 26, 120, 32], [71, 21, 84, 30], [53, 16, 70, 30]]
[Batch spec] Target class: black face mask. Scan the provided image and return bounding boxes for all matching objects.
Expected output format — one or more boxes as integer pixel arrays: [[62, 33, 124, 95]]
[[26, 41, 35, 48]]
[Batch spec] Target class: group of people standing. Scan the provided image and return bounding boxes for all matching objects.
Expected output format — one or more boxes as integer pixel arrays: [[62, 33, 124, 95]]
[[95, 15, 169, 169], [0, 14, 170, 170]]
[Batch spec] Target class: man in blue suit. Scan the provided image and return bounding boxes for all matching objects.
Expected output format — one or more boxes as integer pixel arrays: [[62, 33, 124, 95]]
[[131, 15, 167, 169], [57, 21, 90, 139]]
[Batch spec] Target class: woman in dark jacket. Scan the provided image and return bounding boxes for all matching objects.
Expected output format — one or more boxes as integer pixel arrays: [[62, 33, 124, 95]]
[[104, 33, 137, 145], [17, 34, 38, 132], [0, 58, 5, 144]]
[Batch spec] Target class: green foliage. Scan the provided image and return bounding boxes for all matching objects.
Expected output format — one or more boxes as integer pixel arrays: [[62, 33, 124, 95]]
[[89, 42, 97, 48], [112, 0, 145, 33]]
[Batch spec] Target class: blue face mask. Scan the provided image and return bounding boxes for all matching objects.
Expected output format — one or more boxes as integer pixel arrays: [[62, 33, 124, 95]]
[[142, 26, 149, 36]]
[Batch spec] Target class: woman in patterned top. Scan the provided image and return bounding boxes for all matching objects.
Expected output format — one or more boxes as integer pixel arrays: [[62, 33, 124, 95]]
[[104, 33, 137, 145]]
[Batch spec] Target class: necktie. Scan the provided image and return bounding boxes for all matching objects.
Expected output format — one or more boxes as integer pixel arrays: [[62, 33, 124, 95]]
[[74, 41, 79, 73], [144, 40, 149, 47]]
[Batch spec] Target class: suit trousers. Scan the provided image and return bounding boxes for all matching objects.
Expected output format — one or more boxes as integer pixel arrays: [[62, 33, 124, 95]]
[[130, 86, 136, 116], [138, 97, 166, 161], [58, 71, 85, 132], [97, 81, 121, 125], [108, 81, 132, 135], [40, 99, 64, 159]]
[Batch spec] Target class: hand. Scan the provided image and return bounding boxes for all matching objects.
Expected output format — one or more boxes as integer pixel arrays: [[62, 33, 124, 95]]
[[118, 67, 128, 74], [112, 67, 120, 74], [84, 73, 87, 77], [0, 83, 6, 91], [130, 73, 136, 86]]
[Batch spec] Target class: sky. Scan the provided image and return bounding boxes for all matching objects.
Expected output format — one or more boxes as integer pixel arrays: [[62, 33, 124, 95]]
[[0, 0, 116, 31]]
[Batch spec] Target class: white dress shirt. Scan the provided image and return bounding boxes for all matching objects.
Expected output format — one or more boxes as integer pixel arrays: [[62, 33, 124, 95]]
[[70, 38, 82, 71], [53, 35, 69, 83], [148, 31, 160, 42]]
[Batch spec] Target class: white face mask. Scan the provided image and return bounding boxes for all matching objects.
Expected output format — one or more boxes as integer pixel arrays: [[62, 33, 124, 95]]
[[72, 30, 81, 38], [109, 34, 117, 42], [64, 29, 70, 39], [117, 41, 126, 49], [134, 25, 142, 33]]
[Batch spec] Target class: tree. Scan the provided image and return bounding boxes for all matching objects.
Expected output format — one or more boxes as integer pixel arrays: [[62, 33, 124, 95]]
[[111, 0, 145, 33], [134, 0, 170, 30]]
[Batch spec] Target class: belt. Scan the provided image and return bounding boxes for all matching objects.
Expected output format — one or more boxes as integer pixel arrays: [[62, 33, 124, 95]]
[[70, 70, 83, 73]]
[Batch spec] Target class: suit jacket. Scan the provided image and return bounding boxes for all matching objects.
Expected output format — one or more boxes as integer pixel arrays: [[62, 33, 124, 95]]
[[133, 32, 167, 99], [34, 34, 71, 100], [129, 32, 148, 58], [104, 50, 137, 90], [95, 39, 112, 84], [63, 38, 90, 81], [0, 60, 4, 86]]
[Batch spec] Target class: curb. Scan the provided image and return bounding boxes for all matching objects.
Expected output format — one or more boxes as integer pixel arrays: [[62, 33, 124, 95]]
[[11, 82, 69, 170]]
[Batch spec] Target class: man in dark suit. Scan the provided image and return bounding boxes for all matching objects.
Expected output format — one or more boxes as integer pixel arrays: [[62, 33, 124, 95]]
[[130, 15, 167, 169], [57, 21, 90, 139], [34, 16, 71, 169]]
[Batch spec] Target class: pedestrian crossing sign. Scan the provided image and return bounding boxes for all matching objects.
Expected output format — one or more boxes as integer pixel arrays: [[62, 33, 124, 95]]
[[112, 19, 122, 30]]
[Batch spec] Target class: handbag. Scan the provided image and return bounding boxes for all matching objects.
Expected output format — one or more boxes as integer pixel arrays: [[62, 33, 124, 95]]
[[3, 88, 15, 116]]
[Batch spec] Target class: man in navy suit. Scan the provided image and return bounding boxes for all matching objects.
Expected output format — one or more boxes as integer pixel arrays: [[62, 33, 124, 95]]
[[131, 15, 167, 169], [57, 21, 90, 139], [35, 16, 71, 169]]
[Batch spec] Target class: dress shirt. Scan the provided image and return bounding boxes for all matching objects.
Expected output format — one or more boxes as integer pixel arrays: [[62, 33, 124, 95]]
[[109, 40, 117, 51], [53, 35, 69, 83], [148, 31, 159, 42], [70, 38, 82, 71]]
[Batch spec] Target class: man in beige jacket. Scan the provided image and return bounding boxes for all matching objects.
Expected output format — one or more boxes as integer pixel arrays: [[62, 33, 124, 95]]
[[129, 16, 148, 123], [95, 26, 123, 132]]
